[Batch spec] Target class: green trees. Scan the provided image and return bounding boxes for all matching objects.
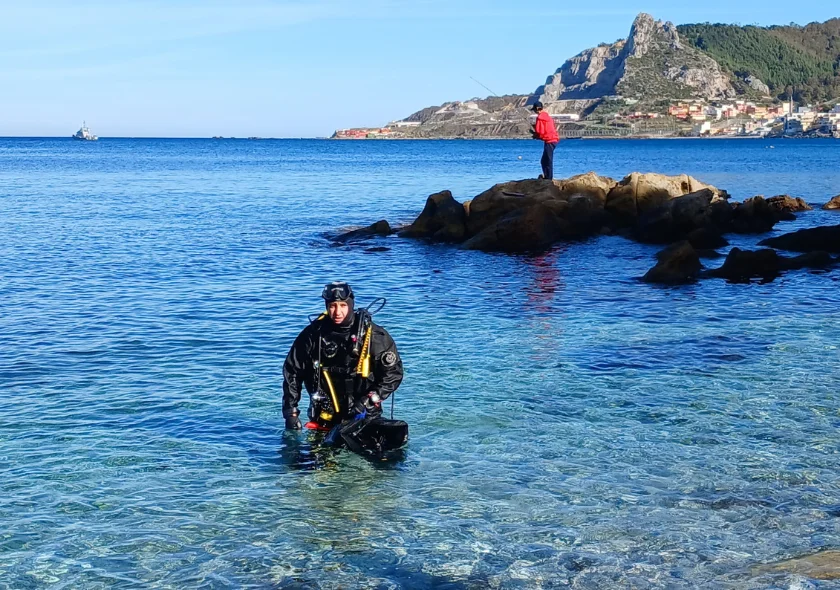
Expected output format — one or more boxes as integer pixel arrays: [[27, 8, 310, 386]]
[[677, 21, 840, 102]]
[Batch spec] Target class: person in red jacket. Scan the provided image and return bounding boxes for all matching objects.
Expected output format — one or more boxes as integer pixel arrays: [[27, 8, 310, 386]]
[[530, 101, 559, 179]]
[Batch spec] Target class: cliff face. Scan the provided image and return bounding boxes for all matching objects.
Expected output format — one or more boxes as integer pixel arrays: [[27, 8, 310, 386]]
[[531, 13, 735, 108]]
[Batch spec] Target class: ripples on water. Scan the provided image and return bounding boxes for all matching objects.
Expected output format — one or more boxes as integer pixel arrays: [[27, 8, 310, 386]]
[[1, 138, 839, 588]]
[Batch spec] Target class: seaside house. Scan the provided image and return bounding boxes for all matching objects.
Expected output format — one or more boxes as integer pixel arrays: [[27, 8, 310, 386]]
[[691, 121, 712, 136]]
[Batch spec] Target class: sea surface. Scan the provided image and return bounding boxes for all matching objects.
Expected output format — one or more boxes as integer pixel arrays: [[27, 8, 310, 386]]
[[1, 137, 840, 589]]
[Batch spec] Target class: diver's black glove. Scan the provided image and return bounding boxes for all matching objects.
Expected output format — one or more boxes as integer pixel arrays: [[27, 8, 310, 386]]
[[353, 392, 382, 415], [285, 414, 302, 430]]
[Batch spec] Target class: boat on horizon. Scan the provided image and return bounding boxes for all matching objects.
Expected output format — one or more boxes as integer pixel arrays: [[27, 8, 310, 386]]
[[72, 122, 98, 141]]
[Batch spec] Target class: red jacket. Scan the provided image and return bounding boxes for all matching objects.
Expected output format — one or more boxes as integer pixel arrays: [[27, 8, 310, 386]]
[[534, 111, 559, 144]]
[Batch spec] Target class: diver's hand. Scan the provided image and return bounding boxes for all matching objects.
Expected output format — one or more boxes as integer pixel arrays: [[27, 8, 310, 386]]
[[353, 392, 382, 415], [285, 415, 302, 430]]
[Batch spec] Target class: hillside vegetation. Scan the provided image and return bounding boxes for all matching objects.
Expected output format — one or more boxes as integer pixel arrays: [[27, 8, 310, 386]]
[[678, 20, 840, 102]]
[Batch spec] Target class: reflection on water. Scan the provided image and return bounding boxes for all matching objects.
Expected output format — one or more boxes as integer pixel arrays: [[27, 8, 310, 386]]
[[1, 138, 839, 588]]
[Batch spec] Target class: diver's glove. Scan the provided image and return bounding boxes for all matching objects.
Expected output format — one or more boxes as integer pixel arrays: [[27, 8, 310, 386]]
[[285, 414, 302, 430], [353, 392, 382, 415]]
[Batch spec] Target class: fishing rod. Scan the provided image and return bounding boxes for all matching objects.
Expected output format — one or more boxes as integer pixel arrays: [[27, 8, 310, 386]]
[[469, 76, 535, 126]]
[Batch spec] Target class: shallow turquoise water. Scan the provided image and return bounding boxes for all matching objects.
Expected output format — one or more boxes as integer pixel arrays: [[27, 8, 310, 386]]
[[1, 138, 840, 588]]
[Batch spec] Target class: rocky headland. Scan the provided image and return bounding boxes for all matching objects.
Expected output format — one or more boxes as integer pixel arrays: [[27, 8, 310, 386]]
[[335, 13, 840, 140], [334, 171, 840, 285]]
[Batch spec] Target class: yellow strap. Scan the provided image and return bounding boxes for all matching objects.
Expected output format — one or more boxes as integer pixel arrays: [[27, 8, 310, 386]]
[[321, 370, 341, 414], [355, 324, 372, 378]]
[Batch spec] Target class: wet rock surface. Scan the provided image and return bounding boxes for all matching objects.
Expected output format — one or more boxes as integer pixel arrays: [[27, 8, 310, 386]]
[[333, 219, 393, 243], [398, 190, 466, 242], [765, 194, 811, 215], [760, 224, 840, 253], [642, 241, 701, 284]]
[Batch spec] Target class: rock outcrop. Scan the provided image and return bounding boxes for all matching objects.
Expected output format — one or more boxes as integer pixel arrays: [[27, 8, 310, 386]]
[[398, 190, 467, 242], [632, 188, 731, 243], [334, 220, 393, 243], [342, 172, 827, 260], [605, 173, 728, 225], [759, 224, 840, 253], [824, 195, 840, 210], [766, 194, 812, 215], [743, 75, 771, 96], [462, 204, 568, 253], [705, 247, 782, 282], [703, 247, 836, 282], [530, 13, 735, 107], [642, 241, 701, 284], [730, 196, 781, 233]]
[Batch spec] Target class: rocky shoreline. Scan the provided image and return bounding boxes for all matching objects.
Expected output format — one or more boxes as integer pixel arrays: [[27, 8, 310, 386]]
[[334, 171, 840, 284]]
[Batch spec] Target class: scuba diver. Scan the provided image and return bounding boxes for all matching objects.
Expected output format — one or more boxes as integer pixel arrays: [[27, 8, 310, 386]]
[[282, 281, 408, 457]]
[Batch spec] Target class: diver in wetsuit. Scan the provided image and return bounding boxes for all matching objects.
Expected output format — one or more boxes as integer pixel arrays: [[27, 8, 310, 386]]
[[282, 282, 404, 448]]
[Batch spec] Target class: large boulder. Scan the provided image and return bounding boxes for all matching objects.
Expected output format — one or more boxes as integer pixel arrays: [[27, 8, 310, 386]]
[[399, 190, 467, 242], [605, 172, 728, 224], [333, 219, 392, 243], [461, 204, 567, 253], [556, 171, 617, 208], [759, 224, 840, 253], [729, 196, 779, 234], [824, 195, 840, 210], [642, 241, 701, 284], [706, 248, 781, 282], [634, 188, 732, 244], [465, 179, 571, 236], [766, 194, 811, 215]]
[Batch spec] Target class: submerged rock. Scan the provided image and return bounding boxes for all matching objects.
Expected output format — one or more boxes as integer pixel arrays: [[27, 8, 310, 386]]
[[704, 246, 837, 282], [823, 195, 840, 210], [642, 241, 701, 284], [754, 550, 840, 580], [706, 247, 780, 282], [333, 219, 393, 242], [759, 224, 840, 253], [780, 250, 835, 271], [398, 190, 466, 242]]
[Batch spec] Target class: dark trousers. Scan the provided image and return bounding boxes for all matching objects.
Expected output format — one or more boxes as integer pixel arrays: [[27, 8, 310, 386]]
[[541, 142, 556, 179]]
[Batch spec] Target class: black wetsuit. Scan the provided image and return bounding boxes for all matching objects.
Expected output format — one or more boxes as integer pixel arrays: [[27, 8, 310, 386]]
[[282, 312, 403, 424]]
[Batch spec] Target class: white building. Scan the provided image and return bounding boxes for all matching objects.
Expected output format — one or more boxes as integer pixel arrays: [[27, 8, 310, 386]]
[[551, 114, 580, 121], [692, 121, 712, 136], [705, 106, 723, 120]]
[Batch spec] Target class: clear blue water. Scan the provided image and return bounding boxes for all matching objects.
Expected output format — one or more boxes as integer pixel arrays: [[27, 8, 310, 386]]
[[1, 137, 840, 589]]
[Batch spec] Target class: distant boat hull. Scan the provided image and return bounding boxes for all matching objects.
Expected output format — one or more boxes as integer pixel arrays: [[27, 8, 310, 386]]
[[72, 122, 98, 141]]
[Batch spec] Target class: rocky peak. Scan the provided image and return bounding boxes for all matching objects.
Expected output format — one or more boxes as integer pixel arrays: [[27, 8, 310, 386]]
[[625, 13, 681, 57], [530, 12, 733, 106]]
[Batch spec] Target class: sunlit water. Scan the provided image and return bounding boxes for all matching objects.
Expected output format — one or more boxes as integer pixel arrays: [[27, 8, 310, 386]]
[[1, 138, 840, 588]]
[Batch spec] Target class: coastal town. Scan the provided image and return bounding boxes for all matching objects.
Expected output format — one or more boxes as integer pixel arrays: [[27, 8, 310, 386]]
[[332, 98, 840, 140]]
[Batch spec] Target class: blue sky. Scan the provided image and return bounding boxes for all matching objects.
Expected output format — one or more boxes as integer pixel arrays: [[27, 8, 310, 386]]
[[1, 1, 837, 137]]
